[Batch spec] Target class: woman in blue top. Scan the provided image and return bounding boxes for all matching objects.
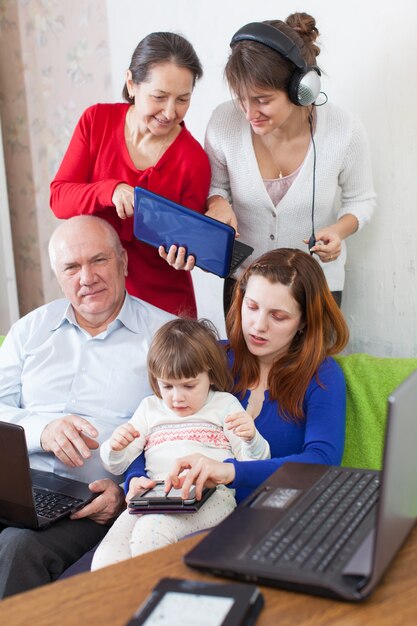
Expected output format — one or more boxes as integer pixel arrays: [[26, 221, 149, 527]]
[[126, 248, 349, 503]]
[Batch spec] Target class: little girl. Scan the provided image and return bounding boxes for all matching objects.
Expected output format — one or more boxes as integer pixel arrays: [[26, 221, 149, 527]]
[[91, 318, 270, 570]]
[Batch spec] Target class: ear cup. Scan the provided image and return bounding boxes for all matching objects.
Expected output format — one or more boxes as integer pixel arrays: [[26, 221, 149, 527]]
[[288, 67, 321, 106]]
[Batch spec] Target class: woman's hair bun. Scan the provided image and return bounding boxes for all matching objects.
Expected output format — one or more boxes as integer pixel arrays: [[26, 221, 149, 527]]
[[286, 12, 320, 58]]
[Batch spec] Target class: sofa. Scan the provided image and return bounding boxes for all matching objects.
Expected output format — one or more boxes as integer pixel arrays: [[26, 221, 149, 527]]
[[335, 353, 417, 470], [1, 334, 416, 578]]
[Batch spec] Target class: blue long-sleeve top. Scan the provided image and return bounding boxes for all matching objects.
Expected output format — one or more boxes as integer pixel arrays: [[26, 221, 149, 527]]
[[124, 356, 346, 502]]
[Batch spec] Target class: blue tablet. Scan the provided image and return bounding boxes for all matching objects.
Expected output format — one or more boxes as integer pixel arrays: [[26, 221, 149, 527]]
[[133, 187, 253, 278]]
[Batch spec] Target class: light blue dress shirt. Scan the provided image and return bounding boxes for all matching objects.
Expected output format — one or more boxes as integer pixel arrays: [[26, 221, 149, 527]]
[[0, 293, 174, 483]]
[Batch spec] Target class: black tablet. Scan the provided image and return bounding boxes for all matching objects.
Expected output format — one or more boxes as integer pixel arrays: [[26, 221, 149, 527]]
[[128, 482, 216, 514], [125, 577, 264, 626]]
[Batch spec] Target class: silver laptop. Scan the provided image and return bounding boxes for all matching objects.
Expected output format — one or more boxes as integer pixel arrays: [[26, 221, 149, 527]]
[[0, 422, 97, 529], [185, 368, 417, 601]]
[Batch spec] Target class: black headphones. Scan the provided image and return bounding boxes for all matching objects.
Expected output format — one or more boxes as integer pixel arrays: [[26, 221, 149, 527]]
[[230, 22, 321, 106]]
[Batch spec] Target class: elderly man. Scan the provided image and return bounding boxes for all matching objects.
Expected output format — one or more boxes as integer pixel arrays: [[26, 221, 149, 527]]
[[0, 215, 174, 597]]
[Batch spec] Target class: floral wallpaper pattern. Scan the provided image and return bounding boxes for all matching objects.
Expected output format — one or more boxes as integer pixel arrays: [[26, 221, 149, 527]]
[[0, 0, 112, 315]]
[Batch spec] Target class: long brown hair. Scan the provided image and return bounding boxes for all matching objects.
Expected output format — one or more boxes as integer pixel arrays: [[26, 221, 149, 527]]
[[147, 318, 232, 397], [226, 249, 349, 420]]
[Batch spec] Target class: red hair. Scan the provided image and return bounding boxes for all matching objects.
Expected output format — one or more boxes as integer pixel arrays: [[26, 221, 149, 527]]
[[226, 248, 349, 420]]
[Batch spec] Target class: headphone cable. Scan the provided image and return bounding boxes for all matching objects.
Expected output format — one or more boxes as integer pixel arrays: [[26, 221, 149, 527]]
[[307, 110, 317, 254]]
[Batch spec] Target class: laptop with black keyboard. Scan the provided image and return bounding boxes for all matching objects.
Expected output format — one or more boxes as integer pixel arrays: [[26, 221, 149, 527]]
[[185, 368, 417, 601], [0, 422, 98, 529]]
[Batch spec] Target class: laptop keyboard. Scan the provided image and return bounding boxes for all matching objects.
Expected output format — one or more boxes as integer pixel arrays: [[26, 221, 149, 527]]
[[229, 241, 254, 274], [230, 244, 248, 273], [34, 489, 83, 520], [249, 469, 380, 573]]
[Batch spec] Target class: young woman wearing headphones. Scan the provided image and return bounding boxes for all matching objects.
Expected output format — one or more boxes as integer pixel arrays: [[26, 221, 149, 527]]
[[204, 12, 376, 312]]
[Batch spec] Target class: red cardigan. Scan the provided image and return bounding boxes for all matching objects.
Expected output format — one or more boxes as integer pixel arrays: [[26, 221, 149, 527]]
[[50, 103, 211, 317]]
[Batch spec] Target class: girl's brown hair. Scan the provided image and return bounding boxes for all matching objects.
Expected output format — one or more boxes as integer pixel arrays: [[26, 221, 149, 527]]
[[225, 12, 320, 101], [147, 318, 232, 397], [226, 248, 349, 420]]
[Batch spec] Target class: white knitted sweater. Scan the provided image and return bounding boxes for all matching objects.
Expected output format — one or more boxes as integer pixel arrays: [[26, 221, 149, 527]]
[[205, 100, 376, 290]]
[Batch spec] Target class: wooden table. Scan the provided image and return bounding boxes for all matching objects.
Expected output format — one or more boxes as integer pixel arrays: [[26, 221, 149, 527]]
[[1, 526, 417, 626]]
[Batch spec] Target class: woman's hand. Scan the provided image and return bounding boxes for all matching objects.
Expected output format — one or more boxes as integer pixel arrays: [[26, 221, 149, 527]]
[[165, 454, 236, 500], [305, 214, 359, 263], [306, 229, 342, 263], [158, 245, 196, 271], [112, 183, 134, 219], [109, 422, 139, 451], [125, 476, 157, 504], [206, 196, 239, 235], [225, 411, 256, 442]]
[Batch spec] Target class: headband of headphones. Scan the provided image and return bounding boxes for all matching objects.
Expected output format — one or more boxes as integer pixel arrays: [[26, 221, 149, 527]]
[[230, 22, 321, 106], [230, 22, 308, 69]]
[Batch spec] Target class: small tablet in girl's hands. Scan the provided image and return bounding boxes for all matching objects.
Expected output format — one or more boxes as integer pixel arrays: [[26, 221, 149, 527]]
[[128, 481, 216, 513], [124, 577, 264, 626], [131, 482, 198, 504]]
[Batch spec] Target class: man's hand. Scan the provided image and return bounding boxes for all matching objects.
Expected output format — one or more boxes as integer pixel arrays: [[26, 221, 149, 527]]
[[125, 476, 157, 504], [70, 479, 124, 525], [109, 422, 140, 451], [40, 415, 99, 467], [225, 411, 256, 442]]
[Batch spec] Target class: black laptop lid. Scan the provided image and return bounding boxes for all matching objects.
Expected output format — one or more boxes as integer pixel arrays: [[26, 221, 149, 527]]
[[0, 422, 97, 529], [0, 422, 39, 527]]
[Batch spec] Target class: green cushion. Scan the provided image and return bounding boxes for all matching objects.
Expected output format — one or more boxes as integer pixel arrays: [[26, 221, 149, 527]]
[[0, 335, 4, 347], [335, 354, 417, 470]]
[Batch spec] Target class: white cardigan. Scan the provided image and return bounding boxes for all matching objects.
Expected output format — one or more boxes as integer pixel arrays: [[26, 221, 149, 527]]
[[205, 100, 376, 290]]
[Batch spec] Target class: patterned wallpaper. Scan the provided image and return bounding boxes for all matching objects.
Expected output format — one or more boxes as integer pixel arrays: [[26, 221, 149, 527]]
[[0, 0, 112, 314]]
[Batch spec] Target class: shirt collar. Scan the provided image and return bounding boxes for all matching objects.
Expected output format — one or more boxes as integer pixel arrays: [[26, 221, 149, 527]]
[[50, 302, 76, 332], [114, 292, 142, 334], [50, 292, 142, 336]]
